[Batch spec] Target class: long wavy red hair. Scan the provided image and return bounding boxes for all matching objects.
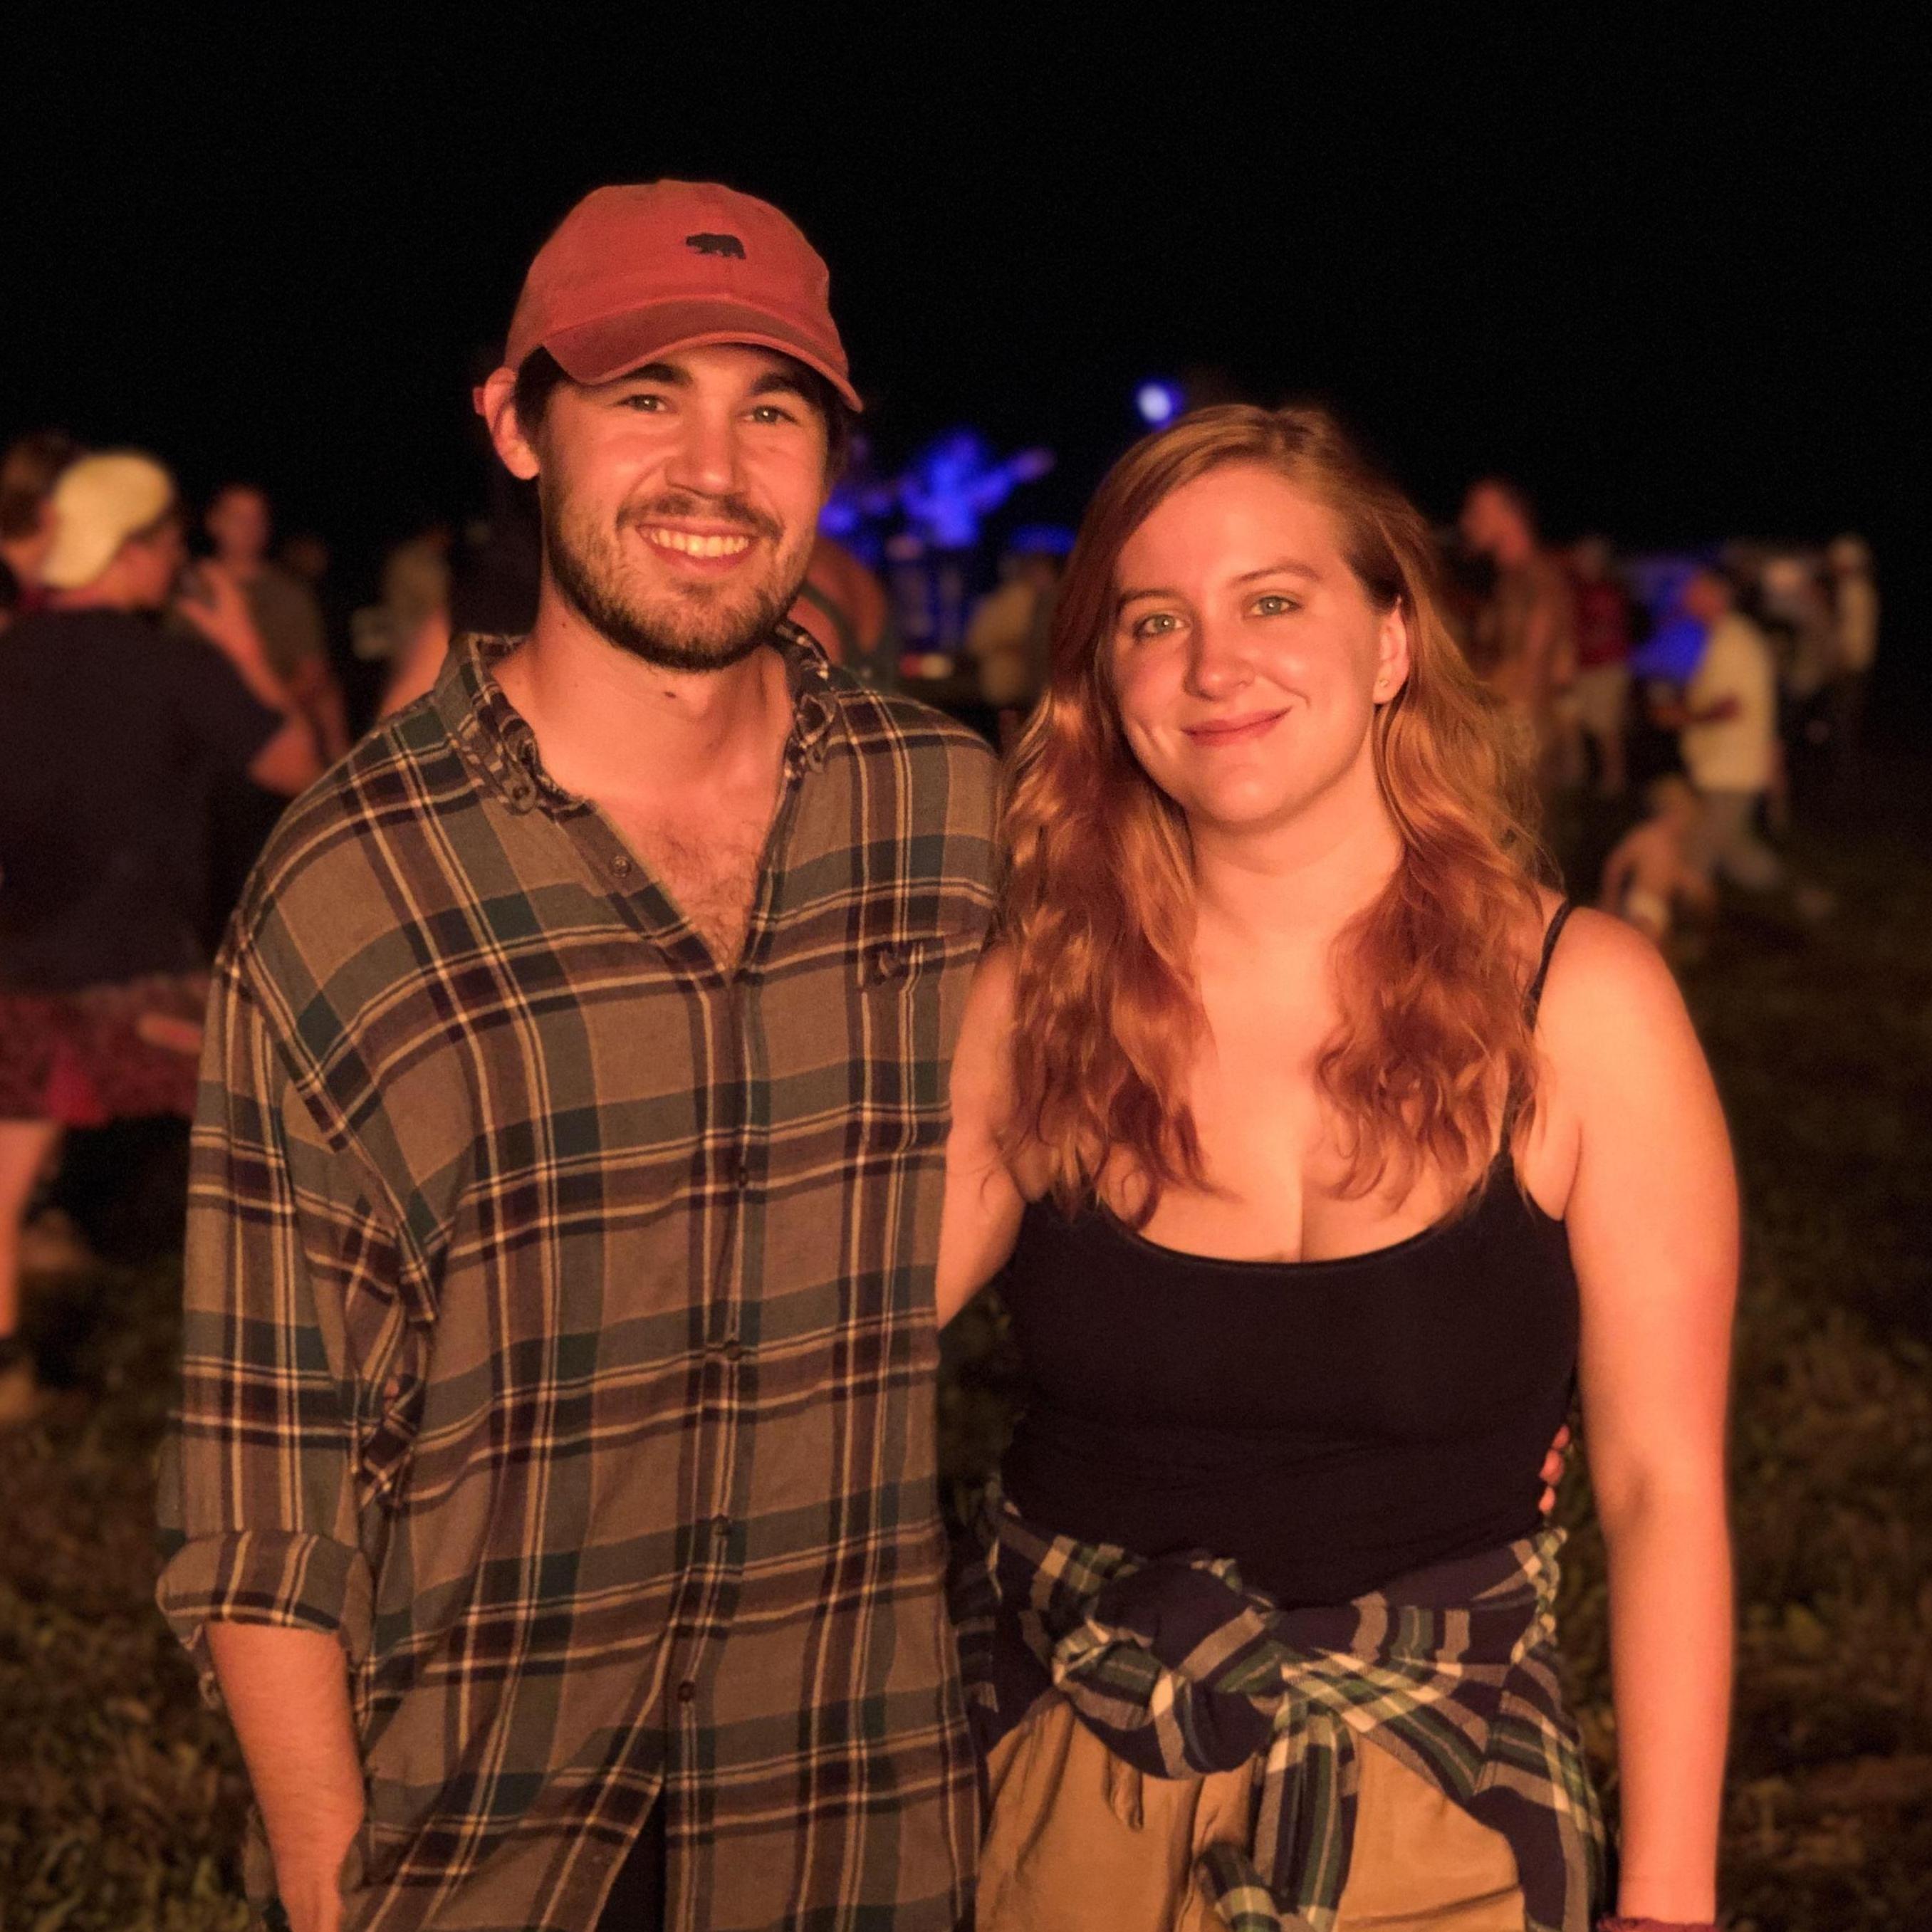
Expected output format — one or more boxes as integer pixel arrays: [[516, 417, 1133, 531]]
[[1002, 404, 1550, 1223]]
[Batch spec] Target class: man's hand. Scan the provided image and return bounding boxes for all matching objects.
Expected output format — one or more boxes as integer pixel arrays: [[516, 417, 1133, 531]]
[[1540, 1424, 1574, 1516], [175, 560, 271, 671]]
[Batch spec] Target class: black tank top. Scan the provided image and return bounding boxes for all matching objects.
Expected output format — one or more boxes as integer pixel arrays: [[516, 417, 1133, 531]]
[[997, 905, 1579, 1611]]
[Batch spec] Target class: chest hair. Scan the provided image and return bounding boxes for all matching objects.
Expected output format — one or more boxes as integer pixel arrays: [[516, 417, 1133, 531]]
[[615, 799, 771, 967]]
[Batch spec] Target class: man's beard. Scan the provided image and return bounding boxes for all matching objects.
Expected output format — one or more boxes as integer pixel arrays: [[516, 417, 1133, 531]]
[[543, 486, 807, 674]]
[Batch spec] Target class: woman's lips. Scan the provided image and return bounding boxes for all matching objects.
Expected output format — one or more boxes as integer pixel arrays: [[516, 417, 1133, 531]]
[[1182, 709, 1287, 746]]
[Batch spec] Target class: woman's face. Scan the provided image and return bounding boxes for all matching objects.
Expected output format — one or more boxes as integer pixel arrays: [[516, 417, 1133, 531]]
[[1108, 463, 1409, 837]]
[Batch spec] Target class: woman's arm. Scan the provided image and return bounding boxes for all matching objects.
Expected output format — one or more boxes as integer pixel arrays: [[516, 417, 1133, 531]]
[[1541, 910, 1737, 1926], [936, 946, 1029, 1328]]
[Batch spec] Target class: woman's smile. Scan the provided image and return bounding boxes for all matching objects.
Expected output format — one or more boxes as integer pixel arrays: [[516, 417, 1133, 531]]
[[1181, 706, 1290, 747]]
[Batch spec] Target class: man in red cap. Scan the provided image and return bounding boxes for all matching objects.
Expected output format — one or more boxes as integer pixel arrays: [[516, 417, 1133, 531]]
[[160, 182, 996, 1932]]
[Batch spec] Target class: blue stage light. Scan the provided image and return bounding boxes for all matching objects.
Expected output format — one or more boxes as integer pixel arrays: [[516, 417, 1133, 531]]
[[1135, 380, 1183, 425]]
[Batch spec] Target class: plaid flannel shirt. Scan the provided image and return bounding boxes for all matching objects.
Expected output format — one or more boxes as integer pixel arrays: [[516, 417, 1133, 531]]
[[953, 1478, 1607, 1932], [157, 630, 998, 1931]]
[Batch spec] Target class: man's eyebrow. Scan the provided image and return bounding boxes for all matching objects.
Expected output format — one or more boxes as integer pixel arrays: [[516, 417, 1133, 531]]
[[748, 369, 814, 401], [608, 361, 689, 387]]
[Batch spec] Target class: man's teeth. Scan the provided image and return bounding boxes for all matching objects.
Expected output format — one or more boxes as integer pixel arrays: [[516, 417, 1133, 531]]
[[647, 528, 753, 558]]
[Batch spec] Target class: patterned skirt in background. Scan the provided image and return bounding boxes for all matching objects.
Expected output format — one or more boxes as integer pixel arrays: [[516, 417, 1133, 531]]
[[0, 975, 208, 1124]]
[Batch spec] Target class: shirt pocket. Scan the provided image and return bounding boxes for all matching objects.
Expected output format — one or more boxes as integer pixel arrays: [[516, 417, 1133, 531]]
[[855, 929, 981, 1155]]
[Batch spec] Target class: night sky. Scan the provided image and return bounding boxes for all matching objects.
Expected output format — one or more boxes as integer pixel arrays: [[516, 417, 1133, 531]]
[[4, 16, 1919, 726]]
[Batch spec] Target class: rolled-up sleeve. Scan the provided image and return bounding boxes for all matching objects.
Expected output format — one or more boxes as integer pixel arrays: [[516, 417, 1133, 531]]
[[156, 955, 389, 1703]]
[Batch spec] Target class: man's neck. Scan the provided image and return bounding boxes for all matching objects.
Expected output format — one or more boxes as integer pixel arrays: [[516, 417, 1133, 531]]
[[493, 590, 790, 806], [48, 583, 138, 615]]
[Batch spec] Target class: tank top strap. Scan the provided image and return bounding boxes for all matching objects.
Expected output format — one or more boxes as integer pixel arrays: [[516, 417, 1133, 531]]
[[1496, 902, 1573, 1156], [1523, 900, 1575, 1028]]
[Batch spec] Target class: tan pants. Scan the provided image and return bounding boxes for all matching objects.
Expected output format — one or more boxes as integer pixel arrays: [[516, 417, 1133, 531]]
[[978, 1693, 1525, 1931]]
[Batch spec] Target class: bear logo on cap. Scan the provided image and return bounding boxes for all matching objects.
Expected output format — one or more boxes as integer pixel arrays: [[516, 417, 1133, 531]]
[[685, 232, 746, 259]]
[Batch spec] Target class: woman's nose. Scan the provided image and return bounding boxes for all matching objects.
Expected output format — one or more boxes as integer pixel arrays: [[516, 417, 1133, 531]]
[[1186, 618, 1255, 699]]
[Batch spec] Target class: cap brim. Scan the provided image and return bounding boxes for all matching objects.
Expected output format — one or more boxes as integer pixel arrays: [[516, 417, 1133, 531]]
[[543, 301, 862, 412]]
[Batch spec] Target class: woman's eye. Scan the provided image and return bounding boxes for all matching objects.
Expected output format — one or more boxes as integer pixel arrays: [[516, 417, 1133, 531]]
[[1132, 611, 1181, 639], [1253, 593, 1300, 617]]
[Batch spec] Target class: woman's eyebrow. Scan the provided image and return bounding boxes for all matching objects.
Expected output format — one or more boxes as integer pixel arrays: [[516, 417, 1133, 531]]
[[1233, 560, 1321, 584]]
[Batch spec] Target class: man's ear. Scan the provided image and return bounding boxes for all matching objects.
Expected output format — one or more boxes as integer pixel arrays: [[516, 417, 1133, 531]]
[[480, 367, 541, 481], [1372, 602, 1413, 705]]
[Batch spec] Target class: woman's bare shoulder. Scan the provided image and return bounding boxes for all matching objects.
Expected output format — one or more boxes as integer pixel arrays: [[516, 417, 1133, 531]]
[[1537, 904, 1700, 1079]]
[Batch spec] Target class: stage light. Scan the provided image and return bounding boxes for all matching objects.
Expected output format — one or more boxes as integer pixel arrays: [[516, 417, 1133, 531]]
[[1135, 380, 1183, 425]]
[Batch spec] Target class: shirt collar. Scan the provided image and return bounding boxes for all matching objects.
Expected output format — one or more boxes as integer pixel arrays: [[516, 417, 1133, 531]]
[[435, 622, 842, 815]]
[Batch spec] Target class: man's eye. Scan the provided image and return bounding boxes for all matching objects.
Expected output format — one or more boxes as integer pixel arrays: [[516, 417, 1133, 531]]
[[620, 393, 668, 412], [748, 404, 797, 426], [1253, 594, 1300, 617]]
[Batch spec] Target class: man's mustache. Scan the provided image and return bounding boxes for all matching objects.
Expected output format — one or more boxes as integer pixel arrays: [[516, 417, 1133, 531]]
[[622, 494, 785, 545]]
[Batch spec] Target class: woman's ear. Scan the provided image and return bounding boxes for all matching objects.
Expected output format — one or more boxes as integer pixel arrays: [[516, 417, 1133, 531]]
[[1372, 602, 1413, 705]]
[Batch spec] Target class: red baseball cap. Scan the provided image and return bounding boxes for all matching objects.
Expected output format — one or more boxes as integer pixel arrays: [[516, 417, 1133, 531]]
[[502, 180, 860, 411]]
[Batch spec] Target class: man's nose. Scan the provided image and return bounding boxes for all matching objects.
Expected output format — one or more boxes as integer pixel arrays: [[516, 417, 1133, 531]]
[[663, 404, 746, 500]]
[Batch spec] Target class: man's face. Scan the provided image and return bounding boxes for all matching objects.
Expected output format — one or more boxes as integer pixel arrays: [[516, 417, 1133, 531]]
[[1682, 571, 1732, 625], [504, 344, 830, 673], [207, 487, 271, 566], [121, 515, 187, 610]]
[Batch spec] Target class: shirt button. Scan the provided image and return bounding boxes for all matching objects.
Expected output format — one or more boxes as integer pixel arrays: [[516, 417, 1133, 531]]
[[612, 855, 633, 877], [676, 1680, 697, 1704], [711, 1515, 732, 1540], [720, 1337, 745, 1363], [505, 777, 536, 809], [733, 1159, 751, 1191], [872, 944, 904, 981]]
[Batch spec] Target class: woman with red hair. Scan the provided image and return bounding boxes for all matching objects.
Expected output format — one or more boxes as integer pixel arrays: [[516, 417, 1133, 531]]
[[939, 407, 1733, 1931]]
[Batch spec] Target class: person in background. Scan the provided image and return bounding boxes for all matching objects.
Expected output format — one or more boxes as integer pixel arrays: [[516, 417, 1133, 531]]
[[0, 454, 319, 1428], [199, 486, 352, 945], [206, 484, 349, 761], [787, 528, 897, 686], [1598, 774, 1713, 951], [371, 519, 456, 718], [898, 427, 1054, 654], [1826, 534, 1879, 798], [964, 528, 1067, 736], [1661, 566, 1827, 918], [1755, 553, 1837, 820], [1567, 536, 1634, 798], [1461, 477, 1577, 804], [0, 430, 83, 629]]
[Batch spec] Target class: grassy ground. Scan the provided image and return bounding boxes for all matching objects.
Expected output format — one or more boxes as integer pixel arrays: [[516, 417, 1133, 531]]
[[4, 762, 1929, 1930]]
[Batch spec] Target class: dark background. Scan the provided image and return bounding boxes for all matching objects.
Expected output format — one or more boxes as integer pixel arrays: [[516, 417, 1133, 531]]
[[4, 14, 1921, 729]]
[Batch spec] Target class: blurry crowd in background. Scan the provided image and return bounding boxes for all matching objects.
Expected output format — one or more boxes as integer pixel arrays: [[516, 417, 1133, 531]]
[[0, 417, 1884, 1424]]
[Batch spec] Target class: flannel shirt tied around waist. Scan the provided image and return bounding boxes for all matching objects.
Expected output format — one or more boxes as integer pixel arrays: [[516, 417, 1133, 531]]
[[952, 1478, 1606, 1932]]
